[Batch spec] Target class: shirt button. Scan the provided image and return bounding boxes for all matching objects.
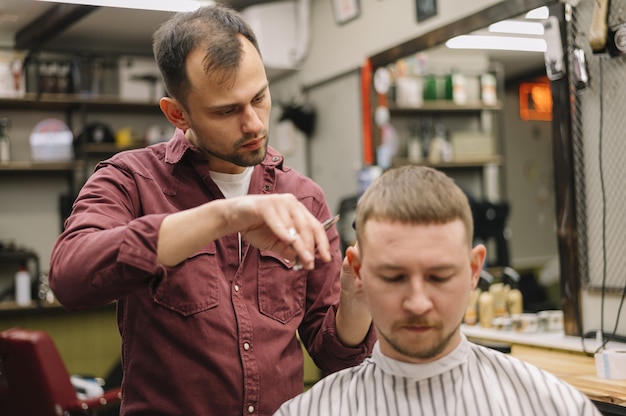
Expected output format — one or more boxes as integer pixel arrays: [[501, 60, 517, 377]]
[[243, 342, 250, 351], [234, 284, 239, 292], [272, 156, 279, 162], [248, 405, 255, 413], [263, 184, 271, 191]]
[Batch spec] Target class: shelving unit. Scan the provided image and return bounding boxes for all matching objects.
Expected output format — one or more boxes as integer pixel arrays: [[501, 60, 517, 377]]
[[367, 59, 505, 201], [380, 99, 504, 200], [0, 94, 161, 191], [0, 93, 164, 306]]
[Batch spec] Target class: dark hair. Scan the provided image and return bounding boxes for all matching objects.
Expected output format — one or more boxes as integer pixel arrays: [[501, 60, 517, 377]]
[[152, 4, 260, 104], [355, 165, 474, 247]]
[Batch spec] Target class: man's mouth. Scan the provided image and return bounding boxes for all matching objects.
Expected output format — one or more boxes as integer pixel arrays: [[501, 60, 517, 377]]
[[242, 137, 264, 150]]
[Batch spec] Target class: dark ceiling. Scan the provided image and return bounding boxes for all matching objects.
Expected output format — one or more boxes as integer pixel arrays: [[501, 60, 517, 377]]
[[7, 1, 276, 52]]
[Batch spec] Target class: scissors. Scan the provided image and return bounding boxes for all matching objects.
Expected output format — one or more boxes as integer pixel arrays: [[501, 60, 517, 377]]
[[292, 214, 340, 271]]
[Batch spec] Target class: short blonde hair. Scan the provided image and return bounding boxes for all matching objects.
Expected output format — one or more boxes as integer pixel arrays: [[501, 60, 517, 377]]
[[355, 166, 474, 248]]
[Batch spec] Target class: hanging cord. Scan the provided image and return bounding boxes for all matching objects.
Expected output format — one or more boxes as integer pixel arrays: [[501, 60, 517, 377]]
[[596, 55, 607, 354]]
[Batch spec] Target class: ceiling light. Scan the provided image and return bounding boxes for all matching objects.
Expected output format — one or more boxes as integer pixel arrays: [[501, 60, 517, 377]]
[[489, 20, 545, 36], [446, 35, 547, 53], [525, 6, 549, 20], [36, 0, 215, 12]]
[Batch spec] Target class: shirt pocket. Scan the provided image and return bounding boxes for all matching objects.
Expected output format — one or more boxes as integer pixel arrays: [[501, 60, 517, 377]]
[[257, 249, 306, 324], [153, 244, 219, 316]]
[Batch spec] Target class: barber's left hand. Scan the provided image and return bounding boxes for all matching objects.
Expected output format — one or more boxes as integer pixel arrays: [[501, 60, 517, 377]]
[[340, 243, 365, 304]]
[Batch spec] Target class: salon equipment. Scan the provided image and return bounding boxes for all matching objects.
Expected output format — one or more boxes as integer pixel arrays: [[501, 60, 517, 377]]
[[0, 328, 121, 416], [470, 200, 511, 268]]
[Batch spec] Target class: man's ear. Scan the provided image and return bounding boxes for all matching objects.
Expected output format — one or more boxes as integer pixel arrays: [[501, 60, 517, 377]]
[[160, 97, 189, 130], [469, 244, 487, 290]]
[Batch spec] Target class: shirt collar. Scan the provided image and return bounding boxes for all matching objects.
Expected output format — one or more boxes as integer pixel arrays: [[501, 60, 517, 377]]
[[164, 128, 195, 165]]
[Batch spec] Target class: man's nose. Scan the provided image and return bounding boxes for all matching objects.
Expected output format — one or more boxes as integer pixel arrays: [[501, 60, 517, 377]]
[[403, 280, 433, 315], [241, 106, 263, 134]]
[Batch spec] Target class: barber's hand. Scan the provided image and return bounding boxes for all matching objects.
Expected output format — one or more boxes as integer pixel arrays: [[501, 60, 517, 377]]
[[340, 243, 365, 304], [228, 193, 331, 270], [336, 243, 371, 347]]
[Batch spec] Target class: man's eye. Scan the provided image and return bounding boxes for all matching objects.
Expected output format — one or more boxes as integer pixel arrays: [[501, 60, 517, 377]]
[[430, 275, 452, 283], [381, 274, 404, 283], [252, 95, 265, 104], [217, 108, 236, 116]]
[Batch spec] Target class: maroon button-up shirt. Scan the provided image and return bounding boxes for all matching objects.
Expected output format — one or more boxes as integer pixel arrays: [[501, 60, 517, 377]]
[[49, 129, 376, 415]]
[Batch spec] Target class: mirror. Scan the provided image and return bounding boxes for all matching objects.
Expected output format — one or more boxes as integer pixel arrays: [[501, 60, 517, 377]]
[[367, 0, 580, 333]]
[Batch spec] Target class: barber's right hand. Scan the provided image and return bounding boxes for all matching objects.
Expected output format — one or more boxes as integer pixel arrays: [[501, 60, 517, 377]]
[[227, 193, 331, 270]]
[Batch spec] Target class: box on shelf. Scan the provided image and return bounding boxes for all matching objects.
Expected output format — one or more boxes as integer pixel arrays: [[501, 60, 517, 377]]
[[0, 50, 26, 98], [118, 56, 165, 103], [29, 119, 74, 162], [449, 131, 495, 162]]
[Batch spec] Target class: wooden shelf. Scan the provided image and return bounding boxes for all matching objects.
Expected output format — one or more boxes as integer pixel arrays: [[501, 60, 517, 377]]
[[388, 100, 503, 114], [0, 160, 80, 173], [83, 143, 144, 155], [0, 94, 161, 113], [392, 156, 503, 169], [0, 249, 38, 262]]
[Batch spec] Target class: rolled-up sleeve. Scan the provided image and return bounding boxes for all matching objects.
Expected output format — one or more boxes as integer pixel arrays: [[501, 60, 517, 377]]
[[49, 160, 169, 310]]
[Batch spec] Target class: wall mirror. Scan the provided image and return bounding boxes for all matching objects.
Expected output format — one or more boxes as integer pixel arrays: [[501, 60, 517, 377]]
[[367, 0, 582, 335]]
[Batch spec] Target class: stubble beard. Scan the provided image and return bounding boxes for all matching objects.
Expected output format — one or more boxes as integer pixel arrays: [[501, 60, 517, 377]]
[[379, 321, 460, 362], [203, 134, 269, 168]]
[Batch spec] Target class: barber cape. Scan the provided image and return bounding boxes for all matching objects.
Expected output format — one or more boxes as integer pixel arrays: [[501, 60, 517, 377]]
[[275, 334, 601, 416]]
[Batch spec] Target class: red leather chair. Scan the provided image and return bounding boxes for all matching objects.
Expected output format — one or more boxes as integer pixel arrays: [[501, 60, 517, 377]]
[[0, 327, 121, 416]]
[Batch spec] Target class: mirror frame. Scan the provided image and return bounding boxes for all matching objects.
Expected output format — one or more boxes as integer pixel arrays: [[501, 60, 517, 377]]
[[367, 0, 582, 336]]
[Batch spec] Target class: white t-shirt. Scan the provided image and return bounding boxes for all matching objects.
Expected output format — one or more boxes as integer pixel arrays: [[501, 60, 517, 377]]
[[275, 335, 602, 416], [209, 167, 254, 264], [209, 166, 254, 199]]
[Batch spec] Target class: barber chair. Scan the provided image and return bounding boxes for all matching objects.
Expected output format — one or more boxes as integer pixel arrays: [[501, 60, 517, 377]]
[[0, 327, 121, 416]]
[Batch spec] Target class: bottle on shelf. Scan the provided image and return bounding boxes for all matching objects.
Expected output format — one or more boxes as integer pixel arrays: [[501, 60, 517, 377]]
[[421, 117, 433, 160], [15, 263, 32, 307], [506, 288, 524, 316], [478, 291, 494, 328], [480, 72, 498, 105], [428, 123, 453, 164], [451, 71, 468, 105], [0, 117, 10, 163], [407, 122, 423, 163]]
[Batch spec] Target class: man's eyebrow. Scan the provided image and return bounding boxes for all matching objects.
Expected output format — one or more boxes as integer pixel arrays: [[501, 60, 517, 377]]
[[206, 84, 269, 111], [372, 263, 457, 274]]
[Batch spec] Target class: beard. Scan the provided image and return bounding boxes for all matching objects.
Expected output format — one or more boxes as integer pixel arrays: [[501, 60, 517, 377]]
[[201, 132, 269, 168], [378, 321, 460, 362]]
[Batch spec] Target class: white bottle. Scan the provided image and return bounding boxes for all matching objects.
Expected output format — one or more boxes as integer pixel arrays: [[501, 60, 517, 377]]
[[15, 265, 32, 306], [452, 72, 468, 105], [0, 117, 10, 163], [0, 135, 9, 163], [428, 136, 443, 164], [407, 123, 422, 163], [480, 73, 497, 106]]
